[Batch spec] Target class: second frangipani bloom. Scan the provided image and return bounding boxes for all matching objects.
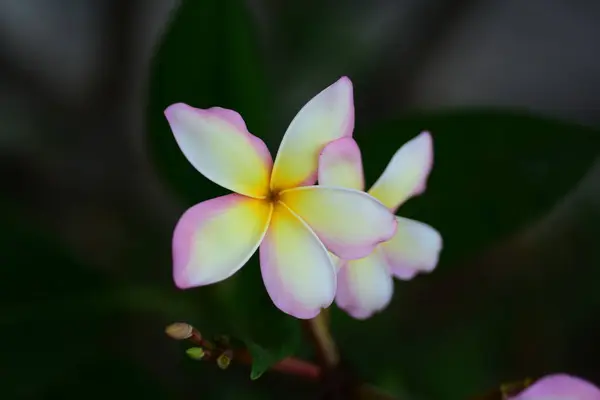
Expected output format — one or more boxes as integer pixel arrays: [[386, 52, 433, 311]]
[[318, 132, 443, 319], [509, 374, 600, 400], [165, 77, 397, 319]]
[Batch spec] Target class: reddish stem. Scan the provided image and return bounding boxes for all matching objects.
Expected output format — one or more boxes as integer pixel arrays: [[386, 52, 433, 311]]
[[275, 358, 321, 380], [236, 349, 321, 380]]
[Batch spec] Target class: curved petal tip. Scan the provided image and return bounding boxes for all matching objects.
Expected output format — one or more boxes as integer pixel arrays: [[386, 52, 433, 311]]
[[335, 250, 394, 320], [269, 76, 355, 192], [164, 102, 272, 198], [381, 217, 442, 280], [336, 75, 352, 89], [164, 102, 186, 120], [368, 131, 434, 211], [318, 137, 364, 191], [410, 131, 434, 196]]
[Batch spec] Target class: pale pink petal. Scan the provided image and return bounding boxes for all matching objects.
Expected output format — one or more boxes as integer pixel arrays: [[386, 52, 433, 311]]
[[380, 217, 442, 280], [172, 194, 272, 288], [165, 103, 272, 198], [368, 132, 433, 212], [259, 203, 336, 319], [270, 77, 354, 192], [510, 374, 600, 400], [318, 137, 364, 191], [335, 249, 394, 320], [390, 266, 420, 280], [279, 186, 397, 260]]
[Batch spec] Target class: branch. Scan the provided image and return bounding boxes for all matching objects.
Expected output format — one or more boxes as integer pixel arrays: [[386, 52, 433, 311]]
[[165, 322, 321, 381], [356, 384, 401, 400]]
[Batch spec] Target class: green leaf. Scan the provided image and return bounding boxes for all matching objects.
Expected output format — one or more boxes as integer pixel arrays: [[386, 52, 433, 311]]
[[147, 0, 272, 202], [145, 0, 302, 359], [357, 109, 600, 264], [40, 355, 174, 398], [333, 109, 600, 399], [240, 303, 302, 380], [245, 336, 299, 380], [246, 342, 276, 380], [0, 213, 113, 397], [0, 213, 201, 397]]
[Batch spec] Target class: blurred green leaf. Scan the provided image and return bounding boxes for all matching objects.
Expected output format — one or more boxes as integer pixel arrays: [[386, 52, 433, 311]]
[[0, 213, 211, 398], [246, 342, 273, 379], [0, 213, 112, 397], [357, 109, 600, 265], [147, 0, 272, 202], [40, 355, 174, 399], [145, 0, 302, 363], [334, 109, 600, 399], [245, 323, 301, 380]]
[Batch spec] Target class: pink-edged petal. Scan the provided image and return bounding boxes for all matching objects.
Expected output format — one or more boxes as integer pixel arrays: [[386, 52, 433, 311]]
[[335, 249, 394, 320], [318, 137, 364, 191], [279, 186, 397, 260], [165, 103, 272, 198], [380, 216, 442, 280], [259, 202, 336, 319], [172, 194, 272, 288], [270, 77, 355, 192], [510, 374, 600, 400], [390, 266, 420, 280], [368, 132, 433, 212]]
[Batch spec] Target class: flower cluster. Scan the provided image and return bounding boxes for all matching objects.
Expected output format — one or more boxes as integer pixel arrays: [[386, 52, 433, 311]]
[[165, 77, 442, 320]]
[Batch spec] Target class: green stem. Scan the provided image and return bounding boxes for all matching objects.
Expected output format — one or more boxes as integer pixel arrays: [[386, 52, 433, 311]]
[[304, 309, 340, 368], [303, 313, 403, 399]]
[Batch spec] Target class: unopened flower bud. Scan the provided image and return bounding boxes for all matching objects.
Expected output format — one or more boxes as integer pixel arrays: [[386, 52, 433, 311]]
[[165, 322, 194, 340], [186, 347, 205, 360], [216, 350, 233, 370]]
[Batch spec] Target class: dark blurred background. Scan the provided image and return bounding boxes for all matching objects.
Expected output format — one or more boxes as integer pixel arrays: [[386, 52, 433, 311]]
[[2, 1, 600, 399]]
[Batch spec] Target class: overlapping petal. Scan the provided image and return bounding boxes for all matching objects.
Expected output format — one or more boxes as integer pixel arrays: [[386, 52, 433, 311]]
[[380, 216, 442, 280], [318, 137, 364, 190], [165, 103, 272, 198], [260, 203, 336, 319], [279, 186, 397, 259], [270, 77, 355, 192], [335, 249, 394, 320], [368, 132, 433, 212], [510, 374, 600, 400], [172, 194, 272, 288]]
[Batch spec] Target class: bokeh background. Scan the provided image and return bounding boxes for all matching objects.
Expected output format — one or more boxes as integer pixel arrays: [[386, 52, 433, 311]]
[[2, 1, 600, 399]]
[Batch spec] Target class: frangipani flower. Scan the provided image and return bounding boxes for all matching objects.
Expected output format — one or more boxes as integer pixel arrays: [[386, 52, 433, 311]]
[[164, 77, 397, 319], [318, 132, 442, 319], [509, 374, 600, 400]]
